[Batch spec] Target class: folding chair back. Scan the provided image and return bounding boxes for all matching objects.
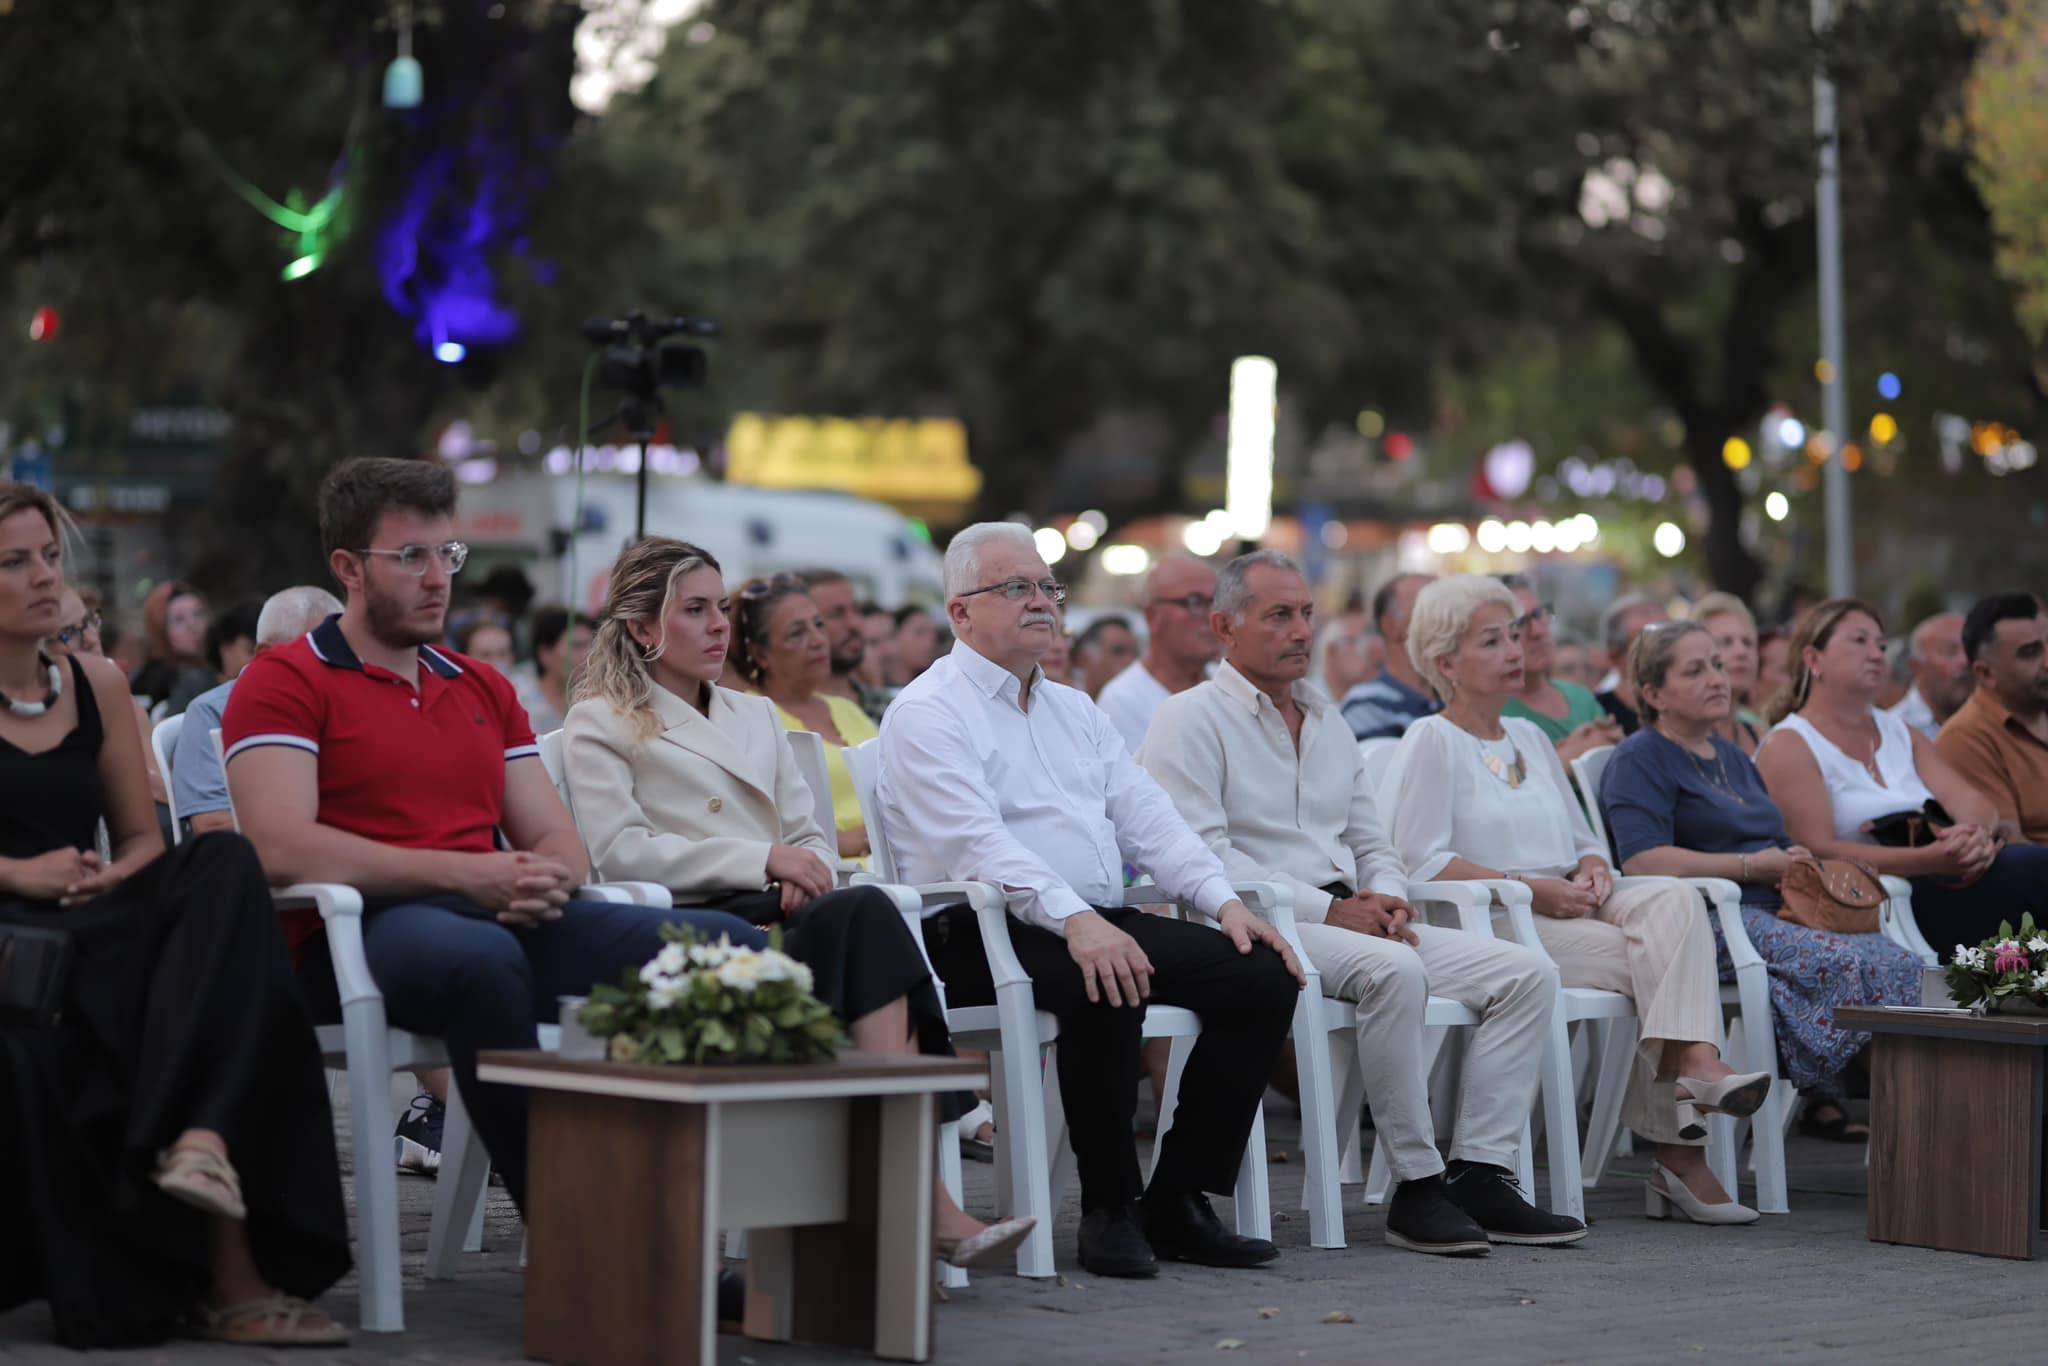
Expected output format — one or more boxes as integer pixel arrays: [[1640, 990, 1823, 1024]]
[[152, 712, 187, 841]]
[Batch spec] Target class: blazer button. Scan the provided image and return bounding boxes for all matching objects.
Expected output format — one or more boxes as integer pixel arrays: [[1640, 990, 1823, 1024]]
[[707, 798, 723, 814]]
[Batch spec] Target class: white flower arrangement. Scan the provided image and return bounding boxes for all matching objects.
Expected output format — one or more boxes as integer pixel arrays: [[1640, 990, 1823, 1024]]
[[1948, 915, 2048, 1014], [581, 925, 844, 1065]]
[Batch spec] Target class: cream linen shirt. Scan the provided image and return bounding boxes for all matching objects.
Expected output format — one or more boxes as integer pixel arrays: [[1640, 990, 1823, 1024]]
[[876, 642, 1238, 936], [1138, 662, 1409, 923]]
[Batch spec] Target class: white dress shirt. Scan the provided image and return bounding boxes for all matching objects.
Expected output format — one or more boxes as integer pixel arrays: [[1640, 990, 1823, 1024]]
[[1379, 714, 1611, 881], [1886, 687, 1941, 744], [876, 642, 1238, 936], [1095, 660, 1173, 754], [1138, 662, 1409, 924]]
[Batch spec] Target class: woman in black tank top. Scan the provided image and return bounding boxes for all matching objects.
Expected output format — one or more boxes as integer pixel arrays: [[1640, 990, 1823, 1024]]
[[0, 485, 348, 1348]]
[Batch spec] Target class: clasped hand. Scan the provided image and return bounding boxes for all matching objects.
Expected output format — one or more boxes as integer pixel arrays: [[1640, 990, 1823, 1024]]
[[1527, 859, 1612, 919], [1328, 892, 1420, 945], [464, 850, 577, 926], [8, 847, 124, 907], [765, 844, 835, 916]]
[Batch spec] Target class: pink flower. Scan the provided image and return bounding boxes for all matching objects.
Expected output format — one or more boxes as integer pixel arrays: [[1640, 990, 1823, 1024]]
[[1995, 944, 2031, 975]]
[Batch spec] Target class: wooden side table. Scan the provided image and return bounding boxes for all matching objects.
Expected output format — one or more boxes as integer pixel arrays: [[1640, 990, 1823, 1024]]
[[1839, 1006, 2048, 1259], [477, 1049, 985, 1365]]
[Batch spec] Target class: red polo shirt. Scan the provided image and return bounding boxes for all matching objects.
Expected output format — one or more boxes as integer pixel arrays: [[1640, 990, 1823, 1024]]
[[222, 614, 540, 957]]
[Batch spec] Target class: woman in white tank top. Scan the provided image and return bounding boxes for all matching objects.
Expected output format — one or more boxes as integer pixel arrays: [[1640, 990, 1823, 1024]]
[[1757, 599, 2048, 957]]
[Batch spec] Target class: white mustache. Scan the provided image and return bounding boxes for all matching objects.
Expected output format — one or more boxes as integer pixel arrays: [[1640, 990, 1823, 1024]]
[[1022, 614, 1057, 627]]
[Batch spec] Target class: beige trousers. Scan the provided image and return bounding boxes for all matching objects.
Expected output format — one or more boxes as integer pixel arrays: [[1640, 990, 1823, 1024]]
[[1296, 920, 1559, 1182], [1515, 877, 1721, 1147]]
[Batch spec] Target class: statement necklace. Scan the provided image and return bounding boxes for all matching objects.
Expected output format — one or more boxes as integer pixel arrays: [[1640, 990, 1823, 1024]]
[[1480, 739, 1528, 789], [1, 654, 62, 718]]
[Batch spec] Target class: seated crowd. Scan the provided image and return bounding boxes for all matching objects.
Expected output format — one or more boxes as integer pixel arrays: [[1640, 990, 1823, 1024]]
[[9, 456, 2048, 1350]]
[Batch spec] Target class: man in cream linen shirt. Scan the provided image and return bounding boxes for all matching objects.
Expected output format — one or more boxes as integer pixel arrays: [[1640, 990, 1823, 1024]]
[[1140, 551, 1586, 1255], [878, 523, 1305, 1281]]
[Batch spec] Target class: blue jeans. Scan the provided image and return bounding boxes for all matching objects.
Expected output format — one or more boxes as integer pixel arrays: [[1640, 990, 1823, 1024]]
[[297, 896, 763, 1210]]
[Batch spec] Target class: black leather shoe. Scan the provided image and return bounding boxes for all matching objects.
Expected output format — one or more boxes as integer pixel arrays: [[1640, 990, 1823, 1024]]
[[1077, 1205, 1159, 1278], [1138, 1189, 1280, 1268], [1385, 1175, 1491, 1256], [1444, 1161, 1589, 1246]]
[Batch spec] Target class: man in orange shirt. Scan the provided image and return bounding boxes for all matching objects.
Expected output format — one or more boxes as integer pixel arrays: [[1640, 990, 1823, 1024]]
[[1937, 593, 2048, 846]]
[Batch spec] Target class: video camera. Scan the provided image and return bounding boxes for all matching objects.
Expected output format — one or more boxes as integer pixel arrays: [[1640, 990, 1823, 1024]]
[[580, 311, 720, 439]]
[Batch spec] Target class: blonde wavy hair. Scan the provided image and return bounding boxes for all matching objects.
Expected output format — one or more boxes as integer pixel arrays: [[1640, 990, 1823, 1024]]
[[574, 537, 725, 739]]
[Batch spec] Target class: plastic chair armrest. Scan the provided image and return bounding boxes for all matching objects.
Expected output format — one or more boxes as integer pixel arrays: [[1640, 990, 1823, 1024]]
[[276, 883, 377, 1009]]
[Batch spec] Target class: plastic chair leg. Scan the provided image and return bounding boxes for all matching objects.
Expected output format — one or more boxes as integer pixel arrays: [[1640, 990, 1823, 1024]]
[[341, 1028, 404, 1332], [1535, 1007, 1585, 1221], [1001, 1021, 1058, 1279], [936, 1126, 969, 1289], [1232, 1103, 1273, 1241], [1294, 1013, 1348, 1249], [1579, 1021, 1635, 1189], [426, 1084, 492, 1277]]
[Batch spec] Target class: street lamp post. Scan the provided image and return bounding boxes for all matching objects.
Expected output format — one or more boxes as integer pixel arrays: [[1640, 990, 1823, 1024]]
[[1814, 0, 1853, 598]]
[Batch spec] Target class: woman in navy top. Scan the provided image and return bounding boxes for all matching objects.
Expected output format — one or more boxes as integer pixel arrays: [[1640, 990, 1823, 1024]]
[[1599, 621, 1919, 1141]]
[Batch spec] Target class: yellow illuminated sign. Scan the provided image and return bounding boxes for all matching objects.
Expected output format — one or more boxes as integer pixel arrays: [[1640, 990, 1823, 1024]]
[[726, 413, 982, 509]]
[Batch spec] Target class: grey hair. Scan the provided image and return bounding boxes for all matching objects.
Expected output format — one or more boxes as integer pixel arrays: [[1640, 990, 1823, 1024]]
[[1600, 593, 1655, 652], [943, 521, 1037, 600], [1214, 550, 1303, 623], [1408, 574, 1520, 701], [256, 586, 344, 644]]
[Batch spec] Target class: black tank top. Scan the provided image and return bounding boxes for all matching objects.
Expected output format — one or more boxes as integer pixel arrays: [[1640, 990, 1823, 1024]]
[[0, 655, 107, 859]]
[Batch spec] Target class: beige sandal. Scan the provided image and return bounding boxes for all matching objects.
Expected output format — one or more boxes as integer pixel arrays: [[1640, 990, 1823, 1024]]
[[154, 1144, 247, 1221], [193, 1293, 348, 1347]]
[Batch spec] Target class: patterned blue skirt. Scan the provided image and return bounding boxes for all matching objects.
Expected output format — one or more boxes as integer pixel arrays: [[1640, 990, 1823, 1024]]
[[1712, 903, 1922, 1096]]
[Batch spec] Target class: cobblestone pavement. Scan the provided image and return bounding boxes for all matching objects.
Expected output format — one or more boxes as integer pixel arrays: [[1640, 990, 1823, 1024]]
[[4, 1104, 2037, 1365]]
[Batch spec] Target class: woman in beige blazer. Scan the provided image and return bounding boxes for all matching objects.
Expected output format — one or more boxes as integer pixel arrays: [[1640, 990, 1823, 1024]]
[[562, 536, 1033, 1268]]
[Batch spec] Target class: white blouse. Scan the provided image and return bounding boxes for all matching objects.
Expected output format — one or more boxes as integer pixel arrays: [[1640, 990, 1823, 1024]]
[[1769, 710, 1936, 844], [1379, 714, 1611, 881]]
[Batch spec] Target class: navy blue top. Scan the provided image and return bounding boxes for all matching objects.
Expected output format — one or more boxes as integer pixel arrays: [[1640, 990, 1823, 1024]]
[[1598, 728, 1791, 907]]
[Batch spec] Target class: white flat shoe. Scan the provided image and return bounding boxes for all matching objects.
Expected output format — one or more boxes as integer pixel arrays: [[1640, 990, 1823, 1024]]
[[1644, 1163, 1758, 1226], [936, 1216, 1038, 1269]]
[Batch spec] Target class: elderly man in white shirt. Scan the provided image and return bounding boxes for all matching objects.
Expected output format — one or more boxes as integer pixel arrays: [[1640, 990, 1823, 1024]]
[[1141, 551, 1584, 1256], [878, 523, 1305, 1280]]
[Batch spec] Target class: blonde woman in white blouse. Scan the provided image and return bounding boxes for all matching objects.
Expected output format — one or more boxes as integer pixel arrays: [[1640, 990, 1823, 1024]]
[[1379, 576, 1770, 1225]]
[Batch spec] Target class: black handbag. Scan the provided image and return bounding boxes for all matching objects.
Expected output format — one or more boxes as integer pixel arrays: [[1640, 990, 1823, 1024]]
[[0, 922, 72, 1026], [1868, 799, 1954, 849]]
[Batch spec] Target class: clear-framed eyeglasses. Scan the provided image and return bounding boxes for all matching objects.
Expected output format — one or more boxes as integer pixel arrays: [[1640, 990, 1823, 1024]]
[[957, 578, 1067, 605], [356, 541, 470, 575]]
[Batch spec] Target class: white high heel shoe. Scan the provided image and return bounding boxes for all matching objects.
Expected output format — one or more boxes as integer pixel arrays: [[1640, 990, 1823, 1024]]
[[1672, 1070, 1772, 1140], [1644, 1162, 1759, 1225]]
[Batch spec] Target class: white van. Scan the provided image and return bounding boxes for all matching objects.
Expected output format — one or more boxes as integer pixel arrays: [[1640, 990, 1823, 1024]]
[[450, 468, 946, 613]]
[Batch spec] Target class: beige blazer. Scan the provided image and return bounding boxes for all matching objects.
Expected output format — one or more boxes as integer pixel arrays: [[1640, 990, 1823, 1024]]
[[562, 685, 833, 896]]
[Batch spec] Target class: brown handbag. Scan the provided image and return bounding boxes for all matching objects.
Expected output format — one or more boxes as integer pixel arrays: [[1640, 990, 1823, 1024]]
[[1777, 856, 1885, 934]]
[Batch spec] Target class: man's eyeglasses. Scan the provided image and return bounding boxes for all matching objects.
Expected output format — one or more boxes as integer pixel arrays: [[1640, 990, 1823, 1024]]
[[55, 612, 101, 647], [356, 542, 469, 576], [1513, 603, 1554, 632], [958, 578, 1067, 605], [1150, 593, 1214, 613]]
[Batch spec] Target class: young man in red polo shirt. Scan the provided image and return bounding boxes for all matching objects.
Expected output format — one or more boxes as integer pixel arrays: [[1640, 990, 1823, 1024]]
[[224, 457, 762, 1211]]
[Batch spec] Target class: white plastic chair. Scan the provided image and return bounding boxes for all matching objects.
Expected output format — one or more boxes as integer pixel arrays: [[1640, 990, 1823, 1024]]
[[843, 739, 1274, 1277], [1326, 881, 1541, 1234], [222, 732, 663, 1331], [779, 727, 970, 1288], [152, 712, 186, 839], [1573, 745, 1787, 1213]]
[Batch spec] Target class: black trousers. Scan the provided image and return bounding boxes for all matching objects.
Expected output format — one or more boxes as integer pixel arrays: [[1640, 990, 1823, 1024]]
[[922, 904, 1297, 1213]]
